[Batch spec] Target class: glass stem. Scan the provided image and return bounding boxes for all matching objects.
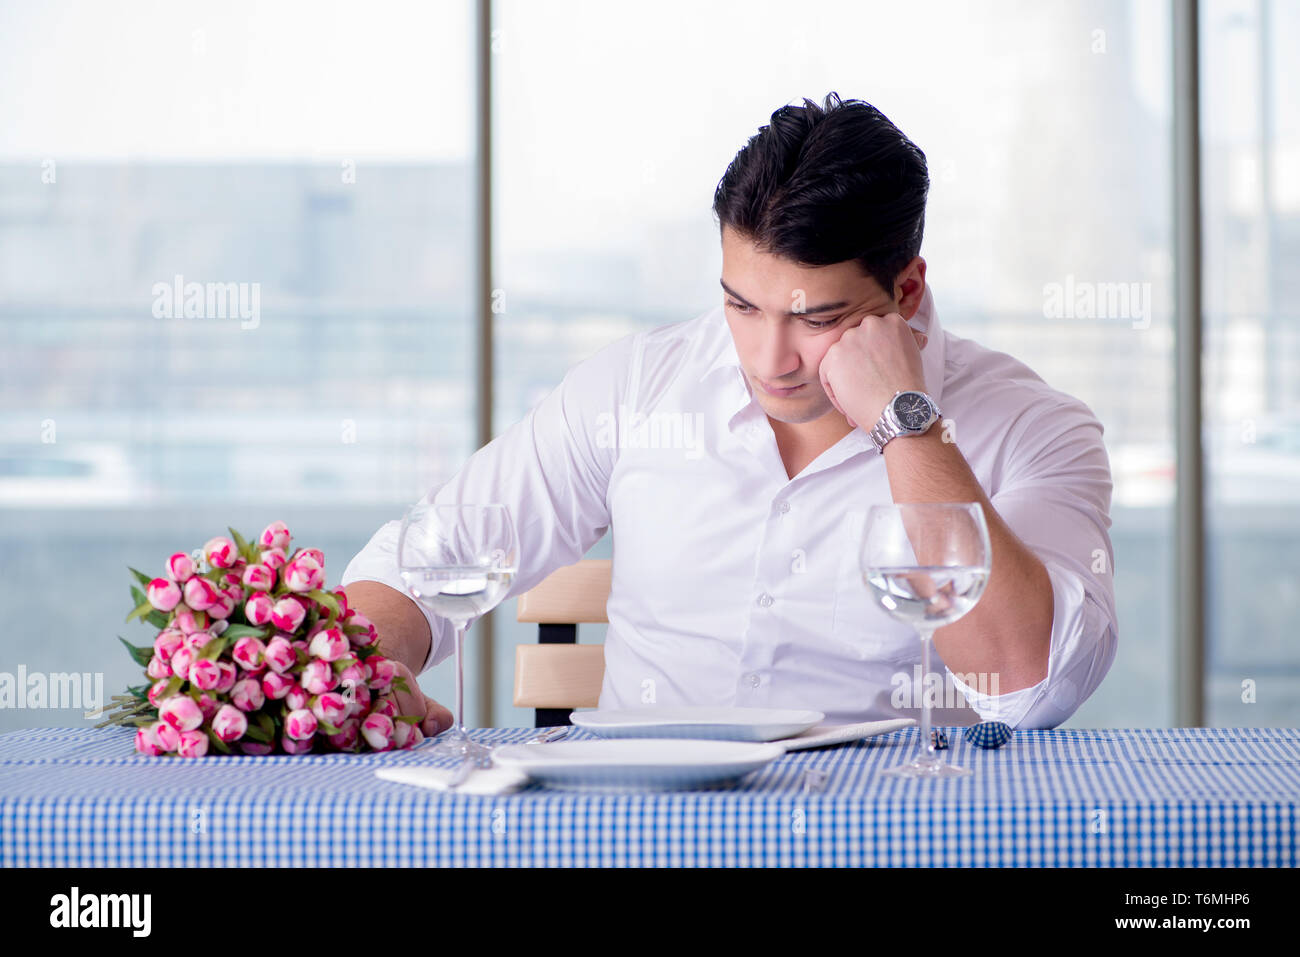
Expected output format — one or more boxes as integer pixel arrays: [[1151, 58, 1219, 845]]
[[918, 629, 939, 767], [452, 622, 467, 736]]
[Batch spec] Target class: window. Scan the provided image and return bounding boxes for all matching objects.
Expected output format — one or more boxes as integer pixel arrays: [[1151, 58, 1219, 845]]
[[3, 0, 1288, 732], [491, 0, 1174, 726], [1202, 0, 1300, 726], [0, 0, 475, 728]]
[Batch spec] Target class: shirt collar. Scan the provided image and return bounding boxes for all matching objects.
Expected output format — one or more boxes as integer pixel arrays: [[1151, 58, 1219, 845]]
[[699, 282, 948, 408]]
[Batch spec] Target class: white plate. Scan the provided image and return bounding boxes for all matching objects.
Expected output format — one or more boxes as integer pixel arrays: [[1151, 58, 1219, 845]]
[[777, 718, 916, 751], [491, 739, 786, 791], [570, 706, 825, 742]]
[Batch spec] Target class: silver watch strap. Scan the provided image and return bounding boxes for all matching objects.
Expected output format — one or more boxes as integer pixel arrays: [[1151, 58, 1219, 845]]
[[868, 416, 897, 454]]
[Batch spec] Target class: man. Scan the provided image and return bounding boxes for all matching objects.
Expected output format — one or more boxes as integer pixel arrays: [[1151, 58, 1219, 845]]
[[342, 92, 1118, 738]]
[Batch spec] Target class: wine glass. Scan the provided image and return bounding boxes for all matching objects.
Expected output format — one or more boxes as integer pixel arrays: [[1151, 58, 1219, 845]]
[[397, 503, 518, 763], [859, 502, 992, 778]]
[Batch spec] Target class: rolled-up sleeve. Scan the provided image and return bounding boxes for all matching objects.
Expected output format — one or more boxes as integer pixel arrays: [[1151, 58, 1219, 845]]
[[947, 398, 1119, 729], [340, 332, 637, 675]]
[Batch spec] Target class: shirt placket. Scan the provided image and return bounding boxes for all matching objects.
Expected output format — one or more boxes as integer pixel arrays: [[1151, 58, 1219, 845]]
[[729, 400, 878, 708], [737, 489, 806, 706]]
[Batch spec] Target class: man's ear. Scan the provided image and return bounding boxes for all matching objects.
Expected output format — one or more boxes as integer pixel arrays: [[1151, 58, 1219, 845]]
[[893, 257, 927, 320]]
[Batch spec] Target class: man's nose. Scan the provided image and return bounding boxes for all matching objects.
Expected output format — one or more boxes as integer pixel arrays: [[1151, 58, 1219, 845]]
[[755, 322, 800, 379]]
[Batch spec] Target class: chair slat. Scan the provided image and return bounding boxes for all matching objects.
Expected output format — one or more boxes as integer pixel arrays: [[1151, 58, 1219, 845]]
[[513, 644, 605, 708], [515, 559, 612, 624]]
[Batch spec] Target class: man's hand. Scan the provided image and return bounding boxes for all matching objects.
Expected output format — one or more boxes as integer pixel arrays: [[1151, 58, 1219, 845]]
[[344, 580, 454, 740], [388, 658, 453, 739], [818, 312, 929, 430]]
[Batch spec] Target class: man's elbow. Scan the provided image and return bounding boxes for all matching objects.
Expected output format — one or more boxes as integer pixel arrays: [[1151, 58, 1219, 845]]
[[1014, 616, 1118, 730]]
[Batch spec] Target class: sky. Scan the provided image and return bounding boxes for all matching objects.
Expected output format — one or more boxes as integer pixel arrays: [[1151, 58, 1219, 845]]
[[0, 0, 1174, 164], [0, 0, 474, 159]]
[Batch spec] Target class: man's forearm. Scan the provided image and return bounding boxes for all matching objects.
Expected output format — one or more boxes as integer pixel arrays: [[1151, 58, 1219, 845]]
[[344, 580, 433, 675], [881, 427, 1054, 694]]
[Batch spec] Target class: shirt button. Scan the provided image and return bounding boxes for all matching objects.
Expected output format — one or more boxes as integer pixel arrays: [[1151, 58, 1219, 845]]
[[777, 501, 791, 515], [757, 592, 773, 608], [746, 673, 761, 688]]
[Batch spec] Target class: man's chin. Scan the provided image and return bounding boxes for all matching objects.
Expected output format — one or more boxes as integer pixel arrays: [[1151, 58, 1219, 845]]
[[756, 393, 837, 426]]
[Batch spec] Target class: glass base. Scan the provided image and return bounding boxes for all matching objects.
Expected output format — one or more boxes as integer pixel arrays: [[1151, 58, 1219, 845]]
[[881, 760, 971, 779], [425, 728, 494, 763]]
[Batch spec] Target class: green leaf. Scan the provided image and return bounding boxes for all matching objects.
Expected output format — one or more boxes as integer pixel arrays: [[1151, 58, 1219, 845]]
[[198, 634, 228, 661], [127, 566, 154, 590], [125, 599, 154, 624], [393, 714, 420, 725], [130, 585, 147, 609], [391, 675, 411, 695], [144, 610, 169, 630], [241, 723, 271, 744], [161, 676, 184, 698], [203, 727, 233, 755], [236, 536, 257, 564], [318, 721, 343, 736], [219, 624, 267, 642], [306, 589, 341, 621], [228, 526, 249, 553], [118, 636, 154, 667]]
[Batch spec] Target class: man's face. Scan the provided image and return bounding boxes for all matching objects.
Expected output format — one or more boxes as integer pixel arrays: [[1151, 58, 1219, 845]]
[[719, 225, 899, 426]]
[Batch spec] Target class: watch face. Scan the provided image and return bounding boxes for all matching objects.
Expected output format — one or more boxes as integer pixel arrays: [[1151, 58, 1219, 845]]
[[892, 391, 934, 431]]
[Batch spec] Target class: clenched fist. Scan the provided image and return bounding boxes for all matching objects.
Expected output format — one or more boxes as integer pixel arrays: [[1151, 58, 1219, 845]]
[[387, 658, 454, 739], [817, 311, 929, 430]]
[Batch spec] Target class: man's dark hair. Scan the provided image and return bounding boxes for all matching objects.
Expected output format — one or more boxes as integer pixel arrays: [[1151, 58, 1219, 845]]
[[712, 92, 929, 295]]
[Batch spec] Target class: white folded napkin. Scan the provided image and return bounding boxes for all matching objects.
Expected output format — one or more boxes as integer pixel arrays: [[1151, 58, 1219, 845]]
[[777, 718, 916, 751], [375, 764, 529, 796]]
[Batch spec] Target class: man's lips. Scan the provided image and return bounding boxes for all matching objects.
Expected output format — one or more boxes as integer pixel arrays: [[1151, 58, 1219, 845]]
[[755, 378, 806, 397]]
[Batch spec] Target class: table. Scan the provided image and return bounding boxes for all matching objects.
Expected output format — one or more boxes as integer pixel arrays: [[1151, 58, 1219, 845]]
[[1, 726, 1296, 867]]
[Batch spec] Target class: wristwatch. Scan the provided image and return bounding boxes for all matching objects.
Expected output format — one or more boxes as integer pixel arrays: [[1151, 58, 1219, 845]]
[[867, 390, 942, 453]]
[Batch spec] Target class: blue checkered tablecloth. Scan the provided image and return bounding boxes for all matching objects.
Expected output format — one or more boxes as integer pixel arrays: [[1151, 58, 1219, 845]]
[[1, 726, 1296, 866]]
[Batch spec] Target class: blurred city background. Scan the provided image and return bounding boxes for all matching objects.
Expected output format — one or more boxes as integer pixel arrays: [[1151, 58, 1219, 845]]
[[1, 0, 1296, 730]]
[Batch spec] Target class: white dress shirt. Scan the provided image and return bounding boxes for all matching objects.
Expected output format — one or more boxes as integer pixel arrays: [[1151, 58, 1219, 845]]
[[342, 284, 1118, 729]]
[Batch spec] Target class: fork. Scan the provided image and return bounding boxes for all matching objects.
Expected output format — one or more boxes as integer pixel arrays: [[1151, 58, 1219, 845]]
[[527, 726, 572, 744], [447, 728, 569, 789], [447, 753, 484, 789]]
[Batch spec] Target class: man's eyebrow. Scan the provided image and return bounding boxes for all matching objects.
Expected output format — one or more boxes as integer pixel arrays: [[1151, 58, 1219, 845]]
[[719, 279, 852, 316]]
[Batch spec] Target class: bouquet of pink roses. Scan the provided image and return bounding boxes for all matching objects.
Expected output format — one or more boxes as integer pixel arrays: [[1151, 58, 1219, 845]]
[[101, 520, 423, 756]]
